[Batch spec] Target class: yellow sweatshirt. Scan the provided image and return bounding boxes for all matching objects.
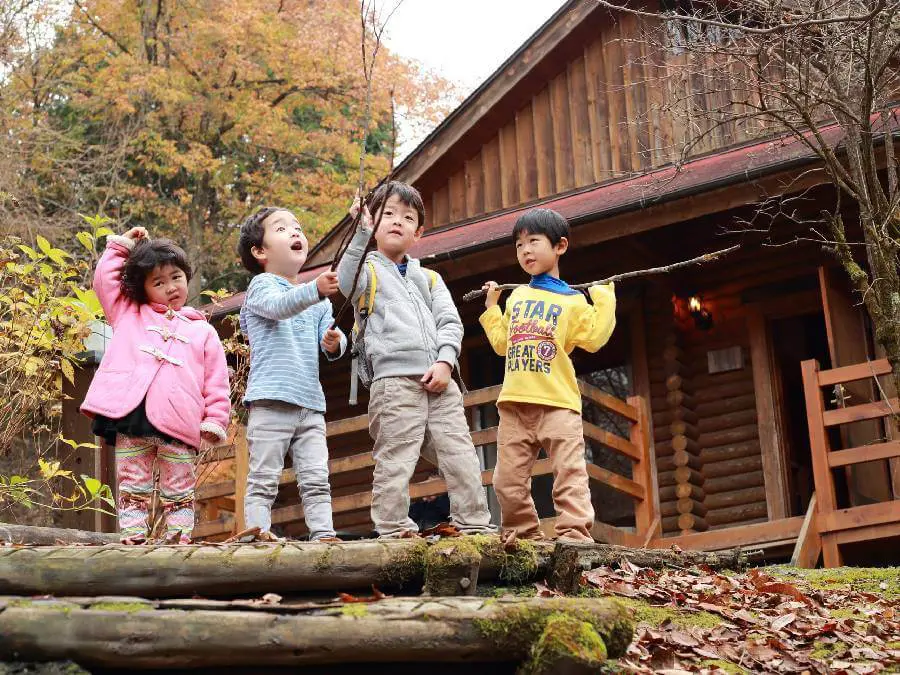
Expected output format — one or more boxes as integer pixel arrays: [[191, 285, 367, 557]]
[[479, 284, 616, 413]]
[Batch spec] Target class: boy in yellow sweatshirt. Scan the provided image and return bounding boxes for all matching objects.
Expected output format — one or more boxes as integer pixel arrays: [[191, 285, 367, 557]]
[[479, 208, 616, 542]]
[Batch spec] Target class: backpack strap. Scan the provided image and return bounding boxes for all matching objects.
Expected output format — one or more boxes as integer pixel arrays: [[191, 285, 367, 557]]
[[357, 261, 377, 316], [350, 261, 377, 406]]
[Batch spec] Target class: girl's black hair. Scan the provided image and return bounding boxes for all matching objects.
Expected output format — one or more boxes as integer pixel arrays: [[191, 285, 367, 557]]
[[121, 239, 193, 304], [237, 206, 282, 275], [512, 208, 570, 245]]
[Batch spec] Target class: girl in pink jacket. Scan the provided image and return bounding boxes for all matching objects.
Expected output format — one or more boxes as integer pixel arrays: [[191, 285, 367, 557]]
[[81, 227, 231, 544]]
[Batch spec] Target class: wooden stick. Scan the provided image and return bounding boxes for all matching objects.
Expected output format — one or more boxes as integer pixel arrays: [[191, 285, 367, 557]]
[[461, 244, 740, 302]]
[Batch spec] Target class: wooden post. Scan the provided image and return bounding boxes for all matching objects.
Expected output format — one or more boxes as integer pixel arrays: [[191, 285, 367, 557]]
[[790, 493, 821, 568], [629, 302, 660, 542], [233, 428, 249, 534], [746, 310, 790, 521], [801, 359, 841, 567], [628, 395, 658, 542]]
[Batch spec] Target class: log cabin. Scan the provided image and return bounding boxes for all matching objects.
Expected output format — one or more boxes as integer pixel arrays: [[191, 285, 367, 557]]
[[65, 0, 900, 566]]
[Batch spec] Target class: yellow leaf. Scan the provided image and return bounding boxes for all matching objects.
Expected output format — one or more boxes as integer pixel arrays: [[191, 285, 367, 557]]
[[61, 358, 75, 384]]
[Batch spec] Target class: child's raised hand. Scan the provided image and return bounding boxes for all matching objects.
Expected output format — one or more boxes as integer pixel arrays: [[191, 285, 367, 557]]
[[421, 361, 452, 393], [123, 227, 148, 241], [316, 270, 340, 298], [348, 191, 372, 229], [321, 328, 342, 354], [482, 281, 502, 309]]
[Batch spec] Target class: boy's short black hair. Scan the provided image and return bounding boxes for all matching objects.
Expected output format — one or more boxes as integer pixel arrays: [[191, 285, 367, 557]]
[[238, 206, 283, 275], [121, 239, 192, 304], [512, 208, 570, 246], [368, 181, 426, 229]]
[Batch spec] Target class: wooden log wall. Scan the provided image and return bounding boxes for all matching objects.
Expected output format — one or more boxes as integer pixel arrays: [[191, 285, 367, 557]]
[[645, 282, 767, 535], [419, 15, 769, 230]]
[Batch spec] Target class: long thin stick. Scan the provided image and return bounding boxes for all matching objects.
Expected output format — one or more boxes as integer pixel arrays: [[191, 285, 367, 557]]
[[461, 244, 741, 302]]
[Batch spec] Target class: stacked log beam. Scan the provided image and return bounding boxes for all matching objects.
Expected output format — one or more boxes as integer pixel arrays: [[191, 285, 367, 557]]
[[658, 330, 706, 535]]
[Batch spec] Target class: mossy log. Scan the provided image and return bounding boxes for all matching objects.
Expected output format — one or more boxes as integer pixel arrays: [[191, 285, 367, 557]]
[[0, 595, 633, 669], [548, 542, 747, 594], [0, 537, 546, 598], [0, 523, 117, 546]]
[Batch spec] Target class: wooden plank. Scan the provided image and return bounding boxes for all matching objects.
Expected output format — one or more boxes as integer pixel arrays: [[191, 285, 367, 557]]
[[601, 18, 630, 175], [196, 480, 235, 501], [233, 431, 249, 533], [790, 493, 821, 568], [448, 169, 466, 223], [498, 122, 519, 208], [533, 87, 556, 198], [650, 516, 804, 552], [193, 516, 234, 539], [567, 55, 594, 188], [549, 70, 574, 193], [326, 414, 369, 438], [586, 463, 645, 500], [465, 153, 485, 218], [470, 427, 498, 447], [818, 499, 900, 534], [617, 12, 648, 171], [828, 440, 900, 468], [463, 385, 503, 408], [583, 38, 612, 182], [431, 184, 450, 229], [583, 422, 641, 462], [578, 380, 639, 421], [747, 310, 789, 520], [832, 520, 900, 546], [801, 360, 839, 515], [822, 398, 900, 427], [482, 136, 501, 213], [629, 395, 659, 540], [630, 304, 660, 536], [515, 102, 538, 202]]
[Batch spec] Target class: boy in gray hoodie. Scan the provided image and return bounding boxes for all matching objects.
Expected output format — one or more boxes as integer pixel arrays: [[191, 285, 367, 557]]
[[338, 181, 494, 538]]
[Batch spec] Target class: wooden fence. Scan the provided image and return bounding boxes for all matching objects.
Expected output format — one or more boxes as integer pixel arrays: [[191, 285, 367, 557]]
[[800, 358, 900, 567], [194, 381, 659, 545]]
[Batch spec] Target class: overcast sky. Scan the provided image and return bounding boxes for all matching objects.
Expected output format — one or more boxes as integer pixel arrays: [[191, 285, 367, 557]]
[[381, 0, 569, 158]]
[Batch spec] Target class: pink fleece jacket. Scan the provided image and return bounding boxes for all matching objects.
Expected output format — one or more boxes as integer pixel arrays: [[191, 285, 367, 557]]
[[80, 235, 231, 448]]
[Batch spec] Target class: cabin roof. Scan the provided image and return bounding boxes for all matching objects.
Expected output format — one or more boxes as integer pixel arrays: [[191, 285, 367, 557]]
[[206, 126, 836, 319]]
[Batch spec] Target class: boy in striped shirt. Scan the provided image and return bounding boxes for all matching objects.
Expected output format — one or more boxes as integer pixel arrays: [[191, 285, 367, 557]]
[[237, 207, 345, 542]]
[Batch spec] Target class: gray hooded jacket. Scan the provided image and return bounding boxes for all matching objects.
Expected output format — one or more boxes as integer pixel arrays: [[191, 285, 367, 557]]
[[336, 226, 462, 381]]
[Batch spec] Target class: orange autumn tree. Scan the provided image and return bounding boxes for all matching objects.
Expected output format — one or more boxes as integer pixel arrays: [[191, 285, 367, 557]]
[[2, 0, 451, 295]]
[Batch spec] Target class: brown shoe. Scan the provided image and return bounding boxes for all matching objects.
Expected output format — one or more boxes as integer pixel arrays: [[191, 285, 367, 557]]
[[311, 536, 342, 543]]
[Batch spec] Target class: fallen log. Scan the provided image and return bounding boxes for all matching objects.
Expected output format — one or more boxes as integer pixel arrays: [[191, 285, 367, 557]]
[[0, 538, 547, 598], [548, 541, 747, 593], [0, 595, 633, 671], [0, 523, 118, 546]]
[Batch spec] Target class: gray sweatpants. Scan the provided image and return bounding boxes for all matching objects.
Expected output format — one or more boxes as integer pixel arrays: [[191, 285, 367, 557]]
[[244, 400, 335, 539], [368, 377, 495, 537]]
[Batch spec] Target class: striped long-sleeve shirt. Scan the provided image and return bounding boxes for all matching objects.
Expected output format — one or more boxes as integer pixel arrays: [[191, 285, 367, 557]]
[[239, 273, 347, 411]]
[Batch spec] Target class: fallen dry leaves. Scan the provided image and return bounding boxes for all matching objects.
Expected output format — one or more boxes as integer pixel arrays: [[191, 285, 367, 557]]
[[582, 562, 900, 673]]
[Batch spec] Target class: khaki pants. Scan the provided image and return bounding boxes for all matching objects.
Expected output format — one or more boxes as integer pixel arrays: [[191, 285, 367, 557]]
[[368, 377, 494, 537], [494, 402, 594, 542]]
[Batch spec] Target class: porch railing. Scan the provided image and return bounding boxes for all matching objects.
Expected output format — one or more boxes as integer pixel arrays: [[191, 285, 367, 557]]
[[801, 358, 900, 567], [194, 381, 658, 544]]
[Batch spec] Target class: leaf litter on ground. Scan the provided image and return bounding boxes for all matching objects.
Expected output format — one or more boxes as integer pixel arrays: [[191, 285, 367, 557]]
[[581, 560, 900, 673]]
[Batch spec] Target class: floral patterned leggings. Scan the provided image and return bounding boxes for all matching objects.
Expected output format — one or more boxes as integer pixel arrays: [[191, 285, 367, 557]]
[[115, 434, 196, 544]]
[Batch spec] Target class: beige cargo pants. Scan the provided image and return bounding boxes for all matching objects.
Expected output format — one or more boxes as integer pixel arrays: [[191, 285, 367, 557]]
[[368, 376, 495, 537], [494, 402, 595, 542]]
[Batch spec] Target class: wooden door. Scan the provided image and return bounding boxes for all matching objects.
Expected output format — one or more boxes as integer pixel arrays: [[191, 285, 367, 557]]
[[818, 265, 892, 504]]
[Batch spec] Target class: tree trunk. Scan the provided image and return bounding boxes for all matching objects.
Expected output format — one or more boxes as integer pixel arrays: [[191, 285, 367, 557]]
[[0, 595, 633, 669]]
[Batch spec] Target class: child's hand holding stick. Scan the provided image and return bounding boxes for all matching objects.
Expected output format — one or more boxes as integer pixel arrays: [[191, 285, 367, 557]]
[[462, 244, 741, 302]]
